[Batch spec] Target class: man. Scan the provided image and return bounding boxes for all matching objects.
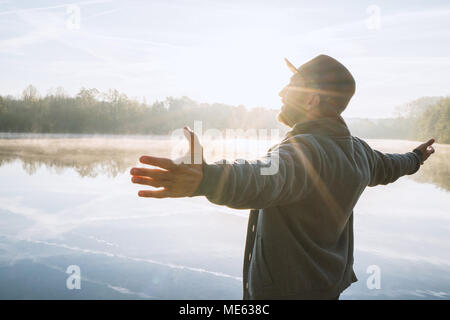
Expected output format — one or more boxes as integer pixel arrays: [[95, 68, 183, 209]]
[[130, 54, 435, 299]]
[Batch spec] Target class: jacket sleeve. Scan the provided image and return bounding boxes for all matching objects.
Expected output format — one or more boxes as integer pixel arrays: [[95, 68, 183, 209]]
[[190, 141, 318, 209], [356, 137, 422, 187]]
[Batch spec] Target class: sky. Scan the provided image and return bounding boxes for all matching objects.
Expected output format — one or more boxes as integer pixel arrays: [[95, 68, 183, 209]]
[[0, 0, 449, 118]]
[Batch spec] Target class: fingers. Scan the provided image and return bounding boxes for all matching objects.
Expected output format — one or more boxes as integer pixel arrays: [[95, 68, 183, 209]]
[[130, 167, 169, 179], [183, 126, 194, 142], [425, 138, 435, 146], [417, 138, 436, 155], [416, 138, 436, 165], [131, 176, 170, 188], [138, 189, 170, 198], [139, 156, 175, 170], [423, 138, 435, 155], [183, 128, 194, 164], [184, 126, 202, 145], [181, 126, 203, 165]]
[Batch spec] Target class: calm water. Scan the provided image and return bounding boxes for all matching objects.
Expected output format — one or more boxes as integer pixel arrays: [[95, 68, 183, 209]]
[[0, 135, 449, 299]]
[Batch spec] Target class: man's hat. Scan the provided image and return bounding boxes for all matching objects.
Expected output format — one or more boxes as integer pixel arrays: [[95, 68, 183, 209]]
[[284, 55, 356, 113]]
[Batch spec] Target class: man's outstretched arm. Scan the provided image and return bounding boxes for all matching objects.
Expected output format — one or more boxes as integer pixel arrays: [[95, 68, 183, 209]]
[[356, 137, 436, 187], [130, 130, 317, 209], [189, 143, 316, 209]]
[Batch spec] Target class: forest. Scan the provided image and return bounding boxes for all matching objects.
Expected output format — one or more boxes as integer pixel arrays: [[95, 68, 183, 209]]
[[0, 85, 448, 143]]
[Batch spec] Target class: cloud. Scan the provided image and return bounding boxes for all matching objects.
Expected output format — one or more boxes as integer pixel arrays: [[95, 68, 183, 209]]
[[0, 0, 113, 16]]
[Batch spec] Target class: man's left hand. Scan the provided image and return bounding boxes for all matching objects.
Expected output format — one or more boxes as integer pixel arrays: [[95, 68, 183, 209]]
[[130, 127, 203, 198]]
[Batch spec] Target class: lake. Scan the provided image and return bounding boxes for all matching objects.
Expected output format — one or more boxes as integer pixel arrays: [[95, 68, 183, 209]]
[[0, 134, 449, 299]]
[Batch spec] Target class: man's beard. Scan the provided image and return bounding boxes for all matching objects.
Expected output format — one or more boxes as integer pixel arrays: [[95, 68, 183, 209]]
[[277, 104, 307, 128], [277, 110, 294, 127]]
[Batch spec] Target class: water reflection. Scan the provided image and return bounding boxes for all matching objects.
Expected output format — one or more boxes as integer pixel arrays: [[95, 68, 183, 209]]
[[0, 137, 172, 178], [0, 137, 448, 190], [0, 136, 449, 299]]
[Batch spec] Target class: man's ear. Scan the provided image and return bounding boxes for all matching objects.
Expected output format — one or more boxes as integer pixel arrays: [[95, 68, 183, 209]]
[[306, 94, 320, 110]]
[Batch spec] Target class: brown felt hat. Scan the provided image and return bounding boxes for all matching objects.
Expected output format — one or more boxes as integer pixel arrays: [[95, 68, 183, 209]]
[[284, 55, 356, 113]]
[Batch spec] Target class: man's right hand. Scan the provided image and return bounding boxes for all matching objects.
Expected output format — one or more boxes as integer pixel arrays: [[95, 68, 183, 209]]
[[414, 138, 435, 165]]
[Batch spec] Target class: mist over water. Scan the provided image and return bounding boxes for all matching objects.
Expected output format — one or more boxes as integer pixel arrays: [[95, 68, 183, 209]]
[[0, 135, 449, 299]]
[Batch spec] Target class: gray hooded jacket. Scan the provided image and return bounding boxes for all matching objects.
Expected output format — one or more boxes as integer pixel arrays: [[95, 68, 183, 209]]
[[193, 116, 421, 299]]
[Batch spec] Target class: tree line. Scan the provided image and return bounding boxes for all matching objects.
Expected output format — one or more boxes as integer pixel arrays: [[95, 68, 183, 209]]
[[0, 85, 448, 143], [0, 85, 283, 135], [347, 96, 449, 143]]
